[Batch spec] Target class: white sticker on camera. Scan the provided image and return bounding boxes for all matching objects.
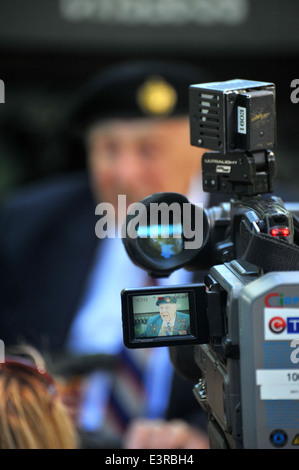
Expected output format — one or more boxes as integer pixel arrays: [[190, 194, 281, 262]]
[[256, 369, 299, 400], [238, 106, 246, 134], [216, 165, 231, 173], [264, 308, 299, 340]]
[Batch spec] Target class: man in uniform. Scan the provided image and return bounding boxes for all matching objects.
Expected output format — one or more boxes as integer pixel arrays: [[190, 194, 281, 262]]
[[0, 60, 212, 449], [145, 296, 190, 338]]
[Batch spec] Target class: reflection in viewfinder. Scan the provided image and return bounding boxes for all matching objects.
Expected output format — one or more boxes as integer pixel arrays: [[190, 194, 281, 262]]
[[138, 224, 184, 259]]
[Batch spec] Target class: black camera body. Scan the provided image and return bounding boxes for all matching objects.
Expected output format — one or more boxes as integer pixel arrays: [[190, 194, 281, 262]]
[[121, 79, 299, 449]]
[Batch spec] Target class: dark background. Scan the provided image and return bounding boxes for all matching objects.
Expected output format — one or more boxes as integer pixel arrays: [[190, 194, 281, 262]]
[[1, 0, 299, 199]]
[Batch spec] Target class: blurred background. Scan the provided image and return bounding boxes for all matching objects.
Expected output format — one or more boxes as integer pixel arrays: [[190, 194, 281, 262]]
[[1, 0, 299, 198]]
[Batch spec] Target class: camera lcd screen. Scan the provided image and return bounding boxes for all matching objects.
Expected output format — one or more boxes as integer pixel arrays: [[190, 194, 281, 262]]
[[121, 284, 208, 348], [133, 292, 191, 339]]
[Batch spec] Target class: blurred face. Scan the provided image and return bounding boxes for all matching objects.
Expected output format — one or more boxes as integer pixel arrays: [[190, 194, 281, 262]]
[[158, 302, 177, 323], [87, 117, 204, 215]]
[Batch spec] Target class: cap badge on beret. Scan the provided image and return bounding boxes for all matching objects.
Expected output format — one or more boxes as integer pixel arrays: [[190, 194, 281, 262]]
[[156, 296, 177, 306], [136, 75, 177, 116]]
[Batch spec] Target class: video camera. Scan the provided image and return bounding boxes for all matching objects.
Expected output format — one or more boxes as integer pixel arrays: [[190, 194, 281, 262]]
[[121, 79, 299, 449]]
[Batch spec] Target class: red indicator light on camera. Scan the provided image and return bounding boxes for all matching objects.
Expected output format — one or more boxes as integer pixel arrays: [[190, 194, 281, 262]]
[[270, 227, 290, 237]]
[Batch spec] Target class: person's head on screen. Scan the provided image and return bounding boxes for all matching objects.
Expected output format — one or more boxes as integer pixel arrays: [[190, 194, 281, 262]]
[[0, 346, 77, 449], [69, 60, 211, 215], [156, 296, 177, 323]]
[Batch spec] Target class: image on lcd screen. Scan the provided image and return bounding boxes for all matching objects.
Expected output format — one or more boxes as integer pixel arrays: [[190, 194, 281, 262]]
[[132, 292, 191, 339]]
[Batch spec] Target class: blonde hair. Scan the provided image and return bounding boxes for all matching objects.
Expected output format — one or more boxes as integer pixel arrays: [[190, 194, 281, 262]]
[[0, 347, 78, 449]]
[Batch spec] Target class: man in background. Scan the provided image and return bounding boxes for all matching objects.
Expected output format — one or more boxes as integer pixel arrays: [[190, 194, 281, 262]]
[[0, 60, 212, 449]]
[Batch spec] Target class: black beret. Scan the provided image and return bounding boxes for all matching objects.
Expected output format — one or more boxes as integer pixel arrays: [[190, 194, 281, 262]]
[[156, 296, 177, 306], [68, 60, 212, 136]]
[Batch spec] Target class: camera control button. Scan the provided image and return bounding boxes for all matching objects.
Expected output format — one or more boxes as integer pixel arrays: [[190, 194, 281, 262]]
[[270, 429, 288, 448]]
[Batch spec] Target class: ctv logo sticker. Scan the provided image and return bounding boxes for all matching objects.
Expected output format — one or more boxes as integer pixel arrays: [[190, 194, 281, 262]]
[[265, 308, 299, 340], [268, 316, 287, 334]]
